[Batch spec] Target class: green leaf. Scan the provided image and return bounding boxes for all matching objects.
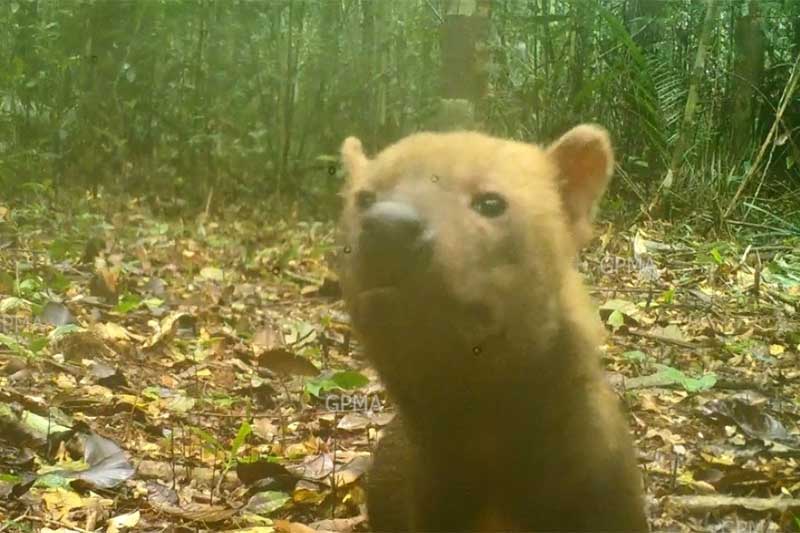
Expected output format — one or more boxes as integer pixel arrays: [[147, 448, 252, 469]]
[[206, 393, 235, 409], [49, 324, 83, 344], [607, 310, 625, 332], [27, 334, 49, 354], [684, 373, 717, 392], [330, 371, 369, 390], [141, 387, 162, 400], [230, 420, 252, 457], [46, 271, 71, 293], [660, 287, 675, 304], [654, 365, 716, 393], [0, 473, 20, 483], [48, 239, 73, 261], [0, 333, 31, 357], [305, 377, 333, 398], [622, 350, 647, 363], [34, 472, 71, 488], [305, 370, 368, 398], [115, 293, 142, 314], [17, 278, 42, 298], [245, 490, 291, 515]]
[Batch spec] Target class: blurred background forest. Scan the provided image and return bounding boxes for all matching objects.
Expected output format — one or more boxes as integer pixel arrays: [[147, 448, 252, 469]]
[[1, 0, 799, 225]]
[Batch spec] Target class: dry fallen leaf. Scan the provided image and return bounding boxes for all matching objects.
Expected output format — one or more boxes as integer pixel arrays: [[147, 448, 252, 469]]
[[106, 510, 141, 533]]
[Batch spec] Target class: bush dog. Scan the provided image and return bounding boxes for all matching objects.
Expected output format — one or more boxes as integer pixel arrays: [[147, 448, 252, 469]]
[[338, 125, 648, 532]]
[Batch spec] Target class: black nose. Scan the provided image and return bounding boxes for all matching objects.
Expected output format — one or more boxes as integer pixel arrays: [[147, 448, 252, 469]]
[[358, 201, 431, 282], [362, 201, 423, 247]]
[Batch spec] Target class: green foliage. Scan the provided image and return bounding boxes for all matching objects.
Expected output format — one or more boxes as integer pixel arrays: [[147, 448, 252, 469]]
[[0, 333, 32, 358], [230, 420, 253, 460], [115, 293, 142, 314], [622, 350, 648, 363], [652, 364, 717, 393], [696, 241, 735, 265], [305, 370, 369, 398], [189, 420, 254, 469], [0, 0, 797, 216]]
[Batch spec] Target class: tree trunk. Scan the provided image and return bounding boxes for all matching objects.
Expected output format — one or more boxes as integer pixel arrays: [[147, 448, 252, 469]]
[[12, 0, 40, 147], [794, 1, 800, 60], [373, 1, 388, 146], [360, 0, 375, 144], [723, 53, 800, 219], [432, 0, 491, 131], [278, 1, 298, 196], [665, 0, 719, 191], [730, 1, 765, 159]]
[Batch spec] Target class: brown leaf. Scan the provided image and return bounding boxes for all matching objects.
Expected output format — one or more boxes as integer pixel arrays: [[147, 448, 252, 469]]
[[90, 267, 119, 303], [309, 516, 367, 533], [253, 323, 283, 352], [258, 348, 319, 377], [666, 494, 800, 515]]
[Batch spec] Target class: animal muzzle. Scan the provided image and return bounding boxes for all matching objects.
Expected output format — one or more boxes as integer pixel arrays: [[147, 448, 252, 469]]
[[356, 201, 433, 291]]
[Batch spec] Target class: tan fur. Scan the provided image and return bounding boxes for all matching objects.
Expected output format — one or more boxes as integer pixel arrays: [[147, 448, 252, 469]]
[[339, 125, 647, 532]]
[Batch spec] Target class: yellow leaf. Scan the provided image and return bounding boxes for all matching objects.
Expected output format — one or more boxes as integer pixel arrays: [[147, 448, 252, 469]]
[[769, 344, 785, 356], [107, 510, 141, 533], [95, 321, 141, 342], [285, 443, 307, 458], [42, 487, 84, 521], [200, 266, 224, 281], [55, 373, 77, 389], [144, 312, 190, 348], [700, 451, 735, 466], [83, 385, 114, 402]]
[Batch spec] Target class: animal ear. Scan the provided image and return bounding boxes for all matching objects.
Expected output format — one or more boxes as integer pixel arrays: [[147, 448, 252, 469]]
[[546, 124, 614, 248], [341, 137, 369, 184]]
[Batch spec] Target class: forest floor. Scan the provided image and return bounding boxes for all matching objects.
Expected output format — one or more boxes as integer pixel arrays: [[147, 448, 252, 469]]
[[1, 197, 799, 532]]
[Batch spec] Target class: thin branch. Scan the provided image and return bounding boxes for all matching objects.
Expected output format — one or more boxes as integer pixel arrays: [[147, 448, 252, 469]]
[[723, 52, 800, 219], [423, 0, 444, 23]]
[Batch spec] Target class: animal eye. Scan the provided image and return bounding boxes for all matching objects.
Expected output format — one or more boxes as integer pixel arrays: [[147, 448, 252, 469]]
[[355, 190, 376, 210], [471, 192, 507, 218]]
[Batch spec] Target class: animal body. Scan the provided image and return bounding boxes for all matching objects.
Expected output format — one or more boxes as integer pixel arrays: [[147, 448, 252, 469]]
[[338, 125, 648, 532]]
